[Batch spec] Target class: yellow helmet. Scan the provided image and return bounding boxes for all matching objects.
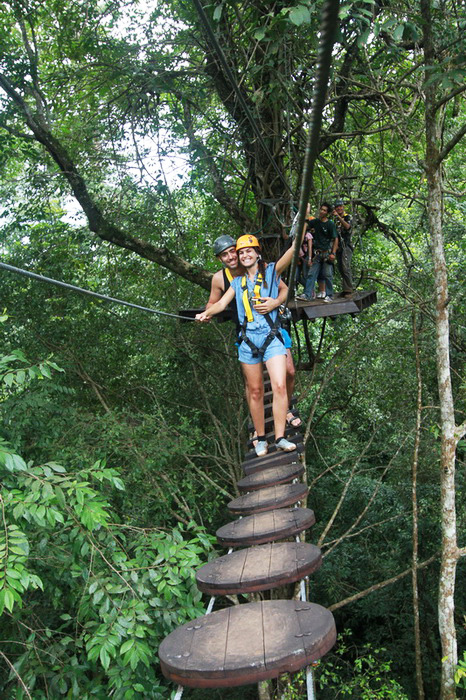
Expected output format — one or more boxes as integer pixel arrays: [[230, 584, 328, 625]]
[[236, 234, 260, 251]]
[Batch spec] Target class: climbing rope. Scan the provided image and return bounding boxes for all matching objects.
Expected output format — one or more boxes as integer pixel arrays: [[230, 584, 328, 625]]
[[0, 262, 197, 322]]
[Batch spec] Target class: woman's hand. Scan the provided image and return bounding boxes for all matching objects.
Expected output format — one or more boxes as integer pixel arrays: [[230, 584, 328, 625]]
[[254, 297, 278, 314], [195, 311, 210, 322]]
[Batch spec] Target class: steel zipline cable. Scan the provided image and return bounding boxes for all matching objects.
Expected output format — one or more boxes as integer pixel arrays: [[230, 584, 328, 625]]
[[0, 262, 197, 322]]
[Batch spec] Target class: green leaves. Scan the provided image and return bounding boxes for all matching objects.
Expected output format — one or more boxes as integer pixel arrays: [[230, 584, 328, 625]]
[[288, 4, 311, 26]]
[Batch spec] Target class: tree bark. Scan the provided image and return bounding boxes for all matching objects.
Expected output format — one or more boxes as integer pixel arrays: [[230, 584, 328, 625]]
[[420, 0, 462, 696]]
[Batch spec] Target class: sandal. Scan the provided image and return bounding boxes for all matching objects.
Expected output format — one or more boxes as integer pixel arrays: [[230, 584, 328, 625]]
[[286, 411, 302, 428]]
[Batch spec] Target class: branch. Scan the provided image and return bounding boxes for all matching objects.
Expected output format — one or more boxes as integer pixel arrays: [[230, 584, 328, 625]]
[[328, 554, 438, 611], [455, 420, 466, 443], [437, 121, 466, 165], [433, 84, 466, 111], [0, 651, 32, 699], [0, 72, 212, 290]]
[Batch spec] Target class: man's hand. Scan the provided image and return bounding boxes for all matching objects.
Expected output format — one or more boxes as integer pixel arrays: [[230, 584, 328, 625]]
[[254, 297, 279, 314], [328, 253, 336, 262]]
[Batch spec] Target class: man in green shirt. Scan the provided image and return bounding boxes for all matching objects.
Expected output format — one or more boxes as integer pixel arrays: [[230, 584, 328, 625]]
[[297, 202, 338, 302]]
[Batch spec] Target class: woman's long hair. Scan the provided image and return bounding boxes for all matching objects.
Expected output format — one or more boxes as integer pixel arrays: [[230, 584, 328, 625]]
[[256, 249, 268, 288]]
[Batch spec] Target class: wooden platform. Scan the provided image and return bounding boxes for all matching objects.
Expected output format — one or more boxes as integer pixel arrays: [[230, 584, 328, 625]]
[[195, 542, 322, 595], [216, 507, 315, 547], [159, 600, 336, 688], [237, 462, 304, 491], [180, 289, 376, 324], [290, 289, 377, 320], [227, 483, 308, 515]]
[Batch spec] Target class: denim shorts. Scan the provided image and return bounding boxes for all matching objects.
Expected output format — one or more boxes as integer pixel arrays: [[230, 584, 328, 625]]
[[238, 331, 287, 365]]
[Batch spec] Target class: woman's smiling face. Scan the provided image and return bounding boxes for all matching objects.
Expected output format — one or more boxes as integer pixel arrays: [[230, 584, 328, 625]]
[[238, 247, 259, 267]]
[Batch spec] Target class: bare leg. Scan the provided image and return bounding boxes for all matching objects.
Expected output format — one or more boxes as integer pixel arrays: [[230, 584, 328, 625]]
[[265, 354, 288, 441], [285, 349, 301, 428], [285, 349, 295, 404], [241, 362, 265, 436]]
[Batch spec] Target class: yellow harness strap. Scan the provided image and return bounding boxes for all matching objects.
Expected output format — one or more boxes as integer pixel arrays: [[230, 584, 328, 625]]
[[225, 268, 233, 283], [241, 273, 263, 323]]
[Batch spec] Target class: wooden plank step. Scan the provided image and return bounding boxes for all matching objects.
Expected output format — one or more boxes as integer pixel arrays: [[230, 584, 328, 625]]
[[159, 600, 336, 688], [242, 450, 300, 475], [238, 462, 304, 491], [227, 483, 308, 516], [195, 542, 322, 595], [247, 427, 300, 449], [216, 507, 315, 547]]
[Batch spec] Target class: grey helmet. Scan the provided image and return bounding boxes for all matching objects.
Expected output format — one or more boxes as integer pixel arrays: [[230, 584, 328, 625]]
[[334, 198, 343, 207], [213, 235, 236, 256]]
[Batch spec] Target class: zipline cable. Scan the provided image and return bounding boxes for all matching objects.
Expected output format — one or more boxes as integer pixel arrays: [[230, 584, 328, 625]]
[[285, 0, 341, 307], [0, 262, 197, 322], [191, 0, 293, 197]]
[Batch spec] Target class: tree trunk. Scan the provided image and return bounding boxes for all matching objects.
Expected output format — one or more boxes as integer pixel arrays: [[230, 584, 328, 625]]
[[421, 1, 460, 696]]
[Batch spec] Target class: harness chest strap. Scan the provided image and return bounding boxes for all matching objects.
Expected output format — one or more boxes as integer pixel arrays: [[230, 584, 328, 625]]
[[240, 272, 284, 357], [225, 268, 234, 283], [241, 272, 263, 323]]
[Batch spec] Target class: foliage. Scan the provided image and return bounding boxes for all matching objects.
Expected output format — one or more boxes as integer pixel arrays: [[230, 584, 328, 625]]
[[0, 339, 214, 699], [316, 631, 410, 698], [455, 650, 466, 690]]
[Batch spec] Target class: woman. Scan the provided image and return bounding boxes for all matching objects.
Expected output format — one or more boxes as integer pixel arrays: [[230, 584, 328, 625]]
[[196, 232, 302, 457]]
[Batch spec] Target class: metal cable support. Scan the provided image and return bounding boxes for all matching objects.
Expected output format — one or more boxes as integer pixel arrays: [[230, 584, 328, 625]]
[[0, 262, 197, 322]]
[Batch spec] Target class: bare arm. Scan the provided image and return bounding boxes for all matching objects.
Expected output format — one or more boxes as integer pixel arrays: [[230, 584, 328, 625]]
[[196, 285, 235, 321], [333, 211, 351, 231], [206, 270, 224, 308]]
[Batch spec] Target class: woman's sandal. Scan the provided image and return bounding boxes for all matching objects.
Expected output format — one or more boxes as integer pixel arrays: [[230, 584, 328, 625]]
[[286, 411, 302, 428]]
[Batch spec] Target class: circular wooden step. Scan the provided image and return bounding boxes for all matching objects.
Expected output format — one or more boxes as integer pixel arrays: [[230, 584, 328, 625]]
[[237, 462, 304, 492], [227, 483, 308, 515], [216, 507, 315, 547], [196, 542, 322, 595], [159, 600, 336, 688]]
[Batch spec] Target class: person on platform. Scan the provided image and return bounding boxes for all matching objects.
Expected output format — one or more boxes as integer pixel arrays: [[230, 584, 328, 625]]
[[208, 235, 301, 429], [333, 198, 354, 296], [296, 202, 338, 303], [197, 232, 304, 457]]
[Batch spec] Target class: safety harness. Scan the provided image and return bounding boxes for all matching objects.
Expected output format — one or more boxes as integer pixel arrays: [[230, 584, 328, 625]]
[[224, 268, 233, 283], [240, 271, 284, 358]]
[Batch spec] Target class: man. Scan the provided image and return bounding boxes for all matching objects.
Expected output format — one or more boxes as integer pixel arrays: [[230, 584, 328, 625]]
[[207, 235, 301, 428], [333, 198, 354, 296], [297, 202, 338, 302]]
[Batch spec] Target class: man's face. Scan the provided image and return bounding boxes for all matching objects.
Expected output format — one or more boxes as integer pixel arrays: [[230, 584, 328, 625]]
[[218, 245, 238, 269], [319, 205, 330, 220], [238, 247, 258, 268], [334, 204, 344, 216]]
